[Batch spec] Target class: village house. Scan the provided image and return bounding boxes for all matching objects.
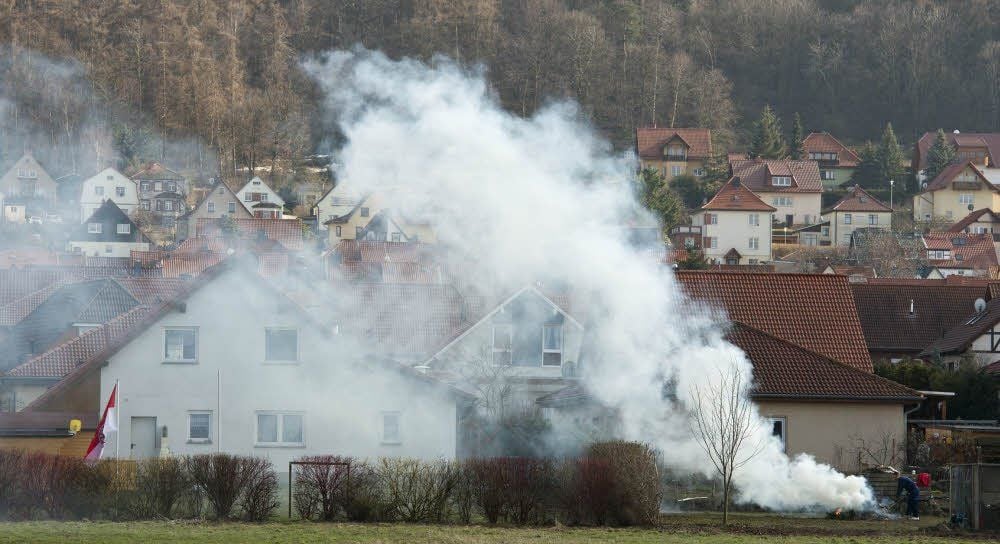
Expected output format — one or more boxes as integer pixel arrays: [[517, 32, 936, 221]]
[[912, 161, 1000, 223], [822, 185, 892, 247], [689, 177, 774, 265], [326, 240, 442, 283], [0, 153, 58, 223], [23, 263, 471, 464], [634, 127, 712, 179], [802, 132, 860, 190], [921, 232, 999, 278], [178, 181, 252, 240], [947, 208, 1000, 236], [79, 168, 139, 221], [912, 131, 999, 182], [236, 177, 285, 219], [920, 296, 1000, 370], [728, 158, 823, 232], [68, 200, 151, 258], [314, 183, 361, 229], [132, 163, 188, 227]]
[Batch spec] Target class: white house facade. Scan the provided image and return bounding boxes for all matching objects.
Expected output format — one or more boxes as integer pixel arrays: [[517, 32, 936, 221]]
[[236, 177, 285, 219], [80, 168, 139, 221], [691, 177, 775, 265]]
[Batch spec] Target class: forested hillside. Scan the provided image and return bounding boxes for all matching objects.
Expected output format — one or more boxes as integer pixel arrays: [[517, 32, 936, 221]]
[[0, 0, 997, 181]]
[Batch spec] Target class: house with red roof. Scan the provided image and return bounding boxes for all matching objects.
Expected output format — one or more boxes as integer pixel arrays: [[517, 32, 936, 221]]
[[947, 208, 1000, 236], [634, 127, 713, 179], [803, 132, 860, 189], [689, 177, 774, 265], [822, 185, 892, 246], [729, 158, 823, 230], [912, 161, 1000, 223], [921, 232, 999, 278], [912, 131, 1000, 181]]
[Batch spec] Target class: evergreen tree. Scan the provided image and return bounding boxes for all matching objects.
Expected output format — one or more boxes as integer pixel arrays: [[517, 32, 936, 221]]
[[669, 174, 707, 209], [750, 105, 787, 159], [850, 141, 881, 188], [638, 167, 683, 233], [676, 247, 709, 270], [924, 128, 957, 183], [789, 113, 805, 160], [877, 122, 905, 186]]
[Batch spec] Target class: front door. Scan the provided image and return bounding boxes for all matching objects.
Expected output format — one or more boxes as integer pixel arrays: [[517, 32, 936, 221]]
[[130, 416, 157, 459]]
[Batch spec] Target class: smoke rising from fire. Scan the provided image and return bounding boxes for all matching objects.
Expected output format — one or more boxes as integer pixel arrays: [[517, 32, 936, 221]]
[[304, 49, 873, 510]]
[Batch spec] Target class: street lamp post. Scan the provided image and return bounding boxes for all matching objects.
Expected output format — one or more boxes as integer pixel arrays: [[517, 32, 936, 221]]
[[889, 179, 895, 232]]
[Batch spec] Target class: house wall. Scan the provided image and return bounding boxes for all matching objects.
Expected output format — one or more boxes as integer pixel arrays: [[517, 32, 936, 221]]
[[315, 185, 363, 229], [757, 192, 822, 226], [913, 182, 1000, 223], [67, 241, 150, 258], [236, 179, 285, 213], [184, 185, 252, 239], [100, 275, 460, 466], [819, 166, 854, 190], [0, 155, 57, 201], [827, 211, 892, 247], [756, 400, 906, 473], [326, 194, 384, 246], [639, 158, 707, 179], [693, 210, 772, 264], [80, 169, 140, 221]]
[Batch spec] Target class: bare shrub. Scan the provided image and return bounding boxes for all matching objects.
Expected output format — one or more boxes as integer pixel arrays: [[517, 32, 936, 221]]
[[559, 457, 615, 525], [377, 458, 459, 523], [343, 461, 383, 522], [465, 458, 507, 523], [464, 457, 555, 525], [187, 454, 248, 520], [587, 441, 661, 526], [239, 457, 279, 522], [293, 455, 352, 521], [131, 457, 193, 519], [0, 449, 24, 518]]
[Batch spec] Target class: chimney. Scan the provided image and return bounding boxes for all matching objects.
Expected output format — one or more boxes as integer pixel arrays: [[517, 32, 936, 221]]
[[909, 299, 915, 315]]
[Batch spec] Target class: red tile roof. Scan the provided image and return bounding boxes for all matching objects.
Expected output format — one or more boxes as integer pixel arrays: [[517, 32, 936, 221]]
[[195, 218, 303, 250], [335, 240, 433, 263], [923, 161, 996, 193], [675, 271, 873, 371], [802, 132, 860, 167], [824, 185, 891, 213], [113, 277, 186, 305], [701, 178, 776, 212], [0, 279, 76, 326], [0, 269, 78, 305], [850, 279, 994, 355], [130, 162, 183, 181], [920, 297, 1000, 356], [915, 132, 1000, 171], [635, 128, 712, 160], [946, 209, 1000, 233], [162, 253, 227, 278], [922, 232, 998, 270], [729, 158, 823, 193]]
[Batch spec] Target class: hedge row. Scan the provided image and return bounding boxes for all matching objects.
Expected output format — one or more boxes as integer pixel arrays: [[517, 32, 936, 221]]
[[0, 450, 278, 521], [293, 441, 661, 526]]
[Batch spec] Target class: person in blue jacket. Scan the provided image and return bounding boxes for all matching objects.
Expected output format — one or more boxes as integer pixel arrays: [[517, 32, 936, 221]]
[[896, 473, 920, 520]]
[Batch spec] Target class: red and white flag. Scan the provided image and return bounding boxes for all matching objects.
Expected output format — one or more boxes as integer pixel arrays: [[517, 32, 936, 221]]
[[84, 383, 118, 461]]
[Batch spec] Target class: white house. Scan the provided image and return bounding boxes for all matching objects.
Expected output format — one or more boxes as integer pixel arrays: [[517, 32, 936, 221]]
[[314, 184, 364, 230], [80, 168, 139, 221], [236, 177, 285, 219], [68, 200, 150, 257], [690, 177, 775, 265], [729, 158, 823, 227], [95, 264, 468, 465]]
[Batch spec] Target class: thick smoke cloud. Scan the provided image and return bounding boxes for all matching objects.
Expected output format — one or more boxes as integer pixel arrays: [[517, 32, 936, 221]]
[[304, 49, 873, 510]]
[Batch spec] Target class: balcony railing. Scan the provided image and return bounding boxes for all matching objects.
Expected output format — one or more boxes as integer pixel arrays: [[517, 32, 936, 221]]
[[664, 154, 688, 162], [669, 225, 702, 235]]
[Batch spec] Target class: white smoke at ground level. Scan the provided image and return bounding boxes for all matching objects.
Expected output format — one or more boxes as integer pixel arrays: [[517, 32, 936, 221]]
[[304, 48, 873, 511]]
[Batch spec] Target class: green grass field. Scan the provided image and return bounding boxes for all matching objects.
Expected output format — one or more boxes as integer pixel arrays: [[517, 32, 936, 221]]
[[0, 514, 989, 544]]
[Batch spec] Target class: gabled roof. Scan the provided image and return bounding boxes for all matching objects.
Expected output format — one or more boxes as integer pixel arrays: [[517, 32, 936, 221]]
[[674, 271, 872, 371], [922, 232, 998, 270], [920, 297, 1000, 356], [0, 279, 75, 326], [635, 128, 712, 160], [915, 132, 1000, 170], [195, 218, 303, 251], [729, 158, 823, 193], [851, 278, 995, 354], [947, 209, 1000, 233], [130, 162, 183, 181], [0, 269, 79, 306], [74, 200, 151, 244], [334, 240, 432, 263], [181, 181, 248, 220], [700, 177, 775, 212], [824, 185, 891, 213], [923, 161, 996, 193], [802, 132, 860, 167]]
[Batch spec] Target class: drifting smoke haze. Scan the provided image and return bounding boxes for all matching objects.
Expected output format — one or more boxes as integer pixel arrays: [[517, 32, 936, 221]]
[[305, 49, 874, 511]]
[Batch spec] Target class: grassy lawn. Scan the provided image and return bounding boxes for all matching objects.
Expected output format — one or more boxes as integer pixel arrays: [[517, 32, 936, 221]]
[[0, 514, 989, 544]]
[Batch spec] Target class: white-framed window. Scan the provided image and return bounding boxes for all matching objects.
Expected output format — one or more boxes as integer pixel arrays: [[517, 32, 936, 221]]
[[255, 412, 304, 447], [116, 186, 126, 197], [164, 327, 198, 363], [94, 186, 104, 196], [542, 324, 562, 366], [88, 223, 102, 234], [821, 226, 830, 237], [166, 182, 175, 192], [228, 202, 236, 213], [141, 200, 150, 210], [768, 417, 787, 451], [705, 213, 717, 225], [749, 237, 759, 250], [141, 182, 150, 192], [820, 170, 834, 181], [771, 197, 792, 207], [207, 202, 216, 213], [265, 328, 298, 362], [492, 324, 512, 365], [868, 214, 878, 226], [360, 207, 370, 218], [117, 223, 130, 234], [692, 168, 706, 177], [749, 214, 759, 226], [188, 411, 212, 443], [381, 411, 401, 445], [705, 236, 718, 249], [772, 176, 792, 186], [749, 258, 759, 264], [260, 193, 268, 202], [244, 193, 252, 201], [335, 226, 342, 237], [959, 193, 974, 206], [844, 213, 852, 225], [671, 165, 683, 177], [164, 200, 173, 211], [154, 182, 162, 191], [391, 232, 401, 242]]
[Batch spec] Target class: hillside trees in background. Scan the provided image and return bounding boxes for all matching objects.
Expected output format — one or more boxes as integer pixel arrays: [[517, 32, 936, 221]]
[[876, 123, 905, 190], [749, 105, 787, 159], [789, 113, 805, 160]]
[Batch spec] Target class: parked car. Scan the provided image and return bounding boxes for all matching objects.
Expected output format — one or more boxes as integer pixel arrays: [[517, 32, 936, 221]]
[[27, 216, 43, 224]]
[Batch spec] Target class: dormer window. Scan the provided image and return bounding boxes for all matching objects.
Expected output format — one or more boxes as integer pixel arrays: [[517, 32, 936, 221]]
[[492, 324, 512, 365], [542, 324, 562, 366], [664, 142, 688, 161], [772, 176, 792, 187]]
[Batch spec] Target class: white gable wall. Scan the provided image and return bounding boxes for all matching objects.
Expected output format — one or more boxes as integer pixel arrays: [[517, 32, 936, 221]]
[[100, 270, 459, 465], [236, 177, 285, 214], [80, 168, 139, 221]]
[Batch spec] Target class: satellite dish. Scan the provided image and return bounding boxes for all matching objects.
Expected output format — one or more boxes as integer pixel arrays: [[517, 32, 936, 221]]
[[975, 298, 987, 313], [921, 182, 928, 190]]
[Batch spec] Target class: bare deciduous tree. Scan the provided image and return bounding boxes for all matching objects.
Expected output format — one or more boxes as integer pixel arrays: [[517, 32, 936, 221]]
[[688, 362, 765, 526]]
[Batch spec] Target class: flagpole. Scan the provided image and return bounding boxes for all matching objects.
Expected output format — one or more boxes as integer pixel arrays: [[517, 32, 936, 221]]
[[115, 379, 120, 459]]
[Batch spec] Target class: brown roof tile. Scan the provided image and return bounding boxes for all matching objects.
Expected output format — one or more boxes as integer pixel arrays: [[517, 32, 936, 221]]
[[195, 218, 303, 251], [923, 161, 995, 193], [675, 271, 873, 371], [920, 296, 1000, 356], [729, 159, 823, 193], [915, 132, 1000, 171], [802, 132, 860, 167], [947, 209, 1000, 233], [922, 232, 999, 270], [824, 185, 891, 213], [701, 178, 776, 212], [635, 128, 712, 160]]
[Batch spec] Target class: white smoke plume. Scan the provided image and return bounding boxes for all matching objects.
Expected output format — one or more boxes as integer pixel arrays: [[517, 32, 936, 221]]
[[304, 49, 873, 511]]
